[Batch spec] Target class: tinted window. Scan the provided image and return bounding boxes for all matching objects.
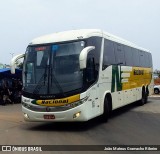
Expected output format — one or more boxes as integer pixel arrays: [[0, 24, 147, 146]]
[[148, 53, 153, 67], [139, 50, 146, 67], [86, 37, 102, 80], [114, 43, 125, 65], [102, 40, 152, 68], [144, 52, 148, 67], [146, 52, 153, 67], [132, 48, 140, 67], [103, 39, 116, 69], [124, 46, 133, 66]]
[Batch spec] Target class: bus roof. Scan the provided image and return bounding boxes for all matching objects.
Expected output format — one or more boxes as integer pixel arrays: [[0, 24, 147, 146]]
[[30, 29, 149, 52]]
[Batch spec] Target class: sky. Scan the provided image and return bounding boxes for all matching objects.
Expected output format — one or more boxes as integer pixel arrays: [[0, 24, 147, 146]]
[[0, 0, 160, 69]]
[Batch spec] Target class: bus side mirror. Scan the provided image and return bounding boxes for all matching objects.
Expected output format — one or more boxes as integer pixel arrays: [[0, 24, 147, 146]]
[[10, 54, 25, 74], [79, 46, 95, 69]]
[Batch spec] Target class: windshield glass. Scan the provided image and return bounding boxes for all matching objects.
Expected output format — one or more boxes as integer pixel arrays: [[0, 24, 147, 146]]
[[23, 41, 85, 96]]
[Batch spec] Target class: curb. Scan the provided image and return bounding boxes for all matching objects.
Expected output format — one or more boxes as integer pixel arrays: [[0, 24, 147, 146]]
[[148, 96, 160, 100]]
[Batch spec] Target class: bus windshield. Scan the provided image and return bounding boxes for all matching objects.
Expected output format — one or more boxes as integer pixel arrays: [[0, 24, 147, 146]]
[[23, 41, 85, 96]]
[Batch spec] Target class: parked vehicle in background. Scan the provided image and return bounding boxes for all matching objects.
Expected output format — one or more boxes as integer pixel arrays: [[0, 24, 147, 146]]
[[154, 85, 160, 94]]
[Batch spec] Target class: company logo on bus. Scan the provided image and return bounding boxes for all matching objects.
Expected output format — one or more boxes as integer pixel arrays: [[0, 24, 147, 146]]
[[41, 99, 68, 105], [31, 94, 80, 107], [133, 69, 144, 75]]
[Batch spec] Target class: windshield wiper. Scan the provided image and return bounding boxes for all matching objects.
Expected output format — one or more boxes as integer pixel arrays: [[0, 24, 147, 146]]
[[33, 65, 65, 97], [50, 67, 65, 97], [33, 65, 48, 94], [43, 65, 48, 85]]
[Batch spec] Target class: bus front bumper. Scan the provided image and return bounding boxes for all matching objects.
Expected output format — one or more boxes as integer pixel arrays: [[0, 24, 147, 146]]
[[22, 104, 88, 122]]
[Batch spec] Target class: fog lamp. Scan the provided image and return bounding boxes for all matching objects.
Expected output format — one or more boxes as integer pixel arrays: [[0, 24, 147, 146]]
[[73, 111, 81, 119], [24, 113, 29, 119]]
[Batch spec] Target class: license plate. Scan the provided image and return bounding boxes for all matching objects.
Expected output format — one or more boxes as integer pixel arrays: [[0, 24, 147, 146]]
[[44, 115, 55, 119]]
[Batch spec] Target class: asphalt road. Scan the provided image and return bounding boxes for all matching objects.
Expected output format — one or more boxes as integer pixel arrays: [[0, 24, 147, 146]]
[[0, 97, 160, 154]]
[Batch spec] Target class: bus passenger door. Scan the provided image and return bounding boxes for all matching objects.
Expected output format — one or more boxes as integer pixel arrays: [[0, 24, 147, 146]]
[[88, 84, 100, 117], [86, 57, 100, 117]]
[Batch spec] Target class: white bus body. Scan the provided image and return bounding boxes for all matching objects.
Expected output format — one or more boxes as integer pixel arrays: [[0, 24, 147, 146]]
[[11, 29, 153, 122]]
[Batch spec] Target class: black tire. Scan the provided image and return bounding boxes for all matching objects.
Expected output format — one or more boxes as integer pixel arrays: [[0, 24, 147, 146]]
[[145, 88, 149, 104], [154, 88, 159, 94], [139, 89, 146, 106], [100, 97, 110, 122], [144, 92, 148, 104]]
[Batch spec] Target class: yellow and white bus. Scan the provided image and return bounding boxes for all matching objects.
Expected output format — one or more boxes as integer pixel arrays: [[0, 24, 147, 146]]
[[11, 29, 153, 122]]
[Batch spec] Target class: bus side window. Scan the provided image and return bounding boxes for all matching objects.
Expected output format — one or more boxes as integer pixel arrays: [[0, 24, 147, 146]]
[[103, 39, 116, 70], [143, 52, 148, 67], [142, 52, 152, 68], [132, 49, 140, 67], [139, 50, 146, 67], [114, 43, 125, 65], [124, 46, 133, 66], [148, 53, 152, 67], [86, 56, 96, 83], [86, 36, 101, 78]]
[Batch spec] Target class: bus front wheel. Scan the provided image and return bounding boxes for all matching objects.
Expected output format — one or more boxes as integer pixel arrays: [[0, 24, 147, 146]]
[[101, 97, 110, 122]]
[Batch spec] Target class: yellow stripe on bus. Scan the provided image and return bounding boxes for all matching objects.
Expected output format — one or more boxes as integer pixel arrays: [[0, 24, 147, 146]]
[[34, 94, 80, 107], [122, 67, 152, 90]]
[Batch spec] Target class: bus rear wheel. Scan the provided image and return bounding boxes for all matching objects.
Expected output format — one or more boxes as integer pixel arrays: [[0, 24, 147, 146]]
[[100, 97, 110, 122], [145, 87, 149, 104], [139, 89, 147, 105]]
